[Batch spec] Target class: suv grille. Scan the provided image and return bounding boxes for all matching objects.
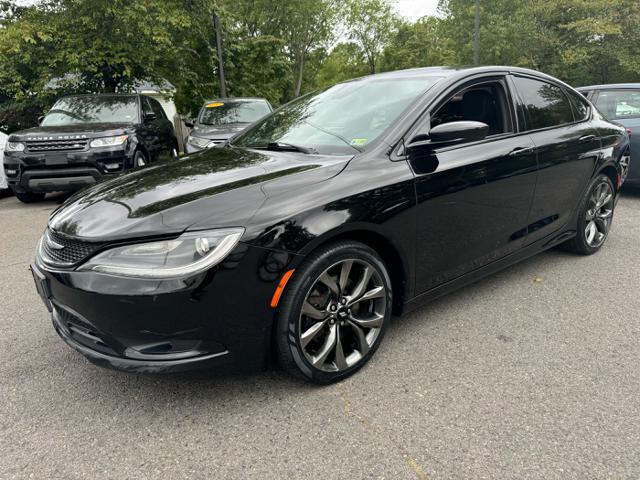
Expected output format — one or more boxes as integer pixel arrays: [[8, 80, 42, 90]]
[[40, 229, 104, 267], [26, 139, 88, 152]]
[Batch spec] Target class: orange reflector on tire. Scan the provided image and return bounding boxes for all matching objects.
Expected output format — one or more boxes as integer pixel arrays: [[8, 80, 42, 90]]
[[270, 269, 295, 308]]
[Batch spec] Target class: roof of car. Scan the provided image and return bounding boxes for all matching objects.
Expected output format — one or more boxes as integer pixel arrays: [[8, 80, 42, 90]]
[[577, 83, 640, 90], [203, 97, 269, 104], [347, 66, 570, 85]]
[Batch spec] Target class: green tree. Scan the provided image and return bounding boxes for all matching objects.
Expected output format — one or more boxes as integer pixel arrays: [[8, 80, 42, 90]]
[[345, 0, 399, 74]]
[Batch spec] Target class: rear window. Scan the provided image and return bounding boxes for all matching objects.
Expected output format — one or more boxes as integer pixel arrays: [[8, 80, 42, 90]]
[[594, 90, 640, 120], [198, 101, 271, 126]]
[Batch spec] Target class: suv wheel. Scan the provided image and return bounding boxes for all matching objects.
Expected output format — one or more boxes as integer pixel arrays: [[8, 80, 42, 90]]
[[275, 241, 392, 384], [134, 150, 147, 168], [564, 174, 615, 255], [15, 191, 46, 203]]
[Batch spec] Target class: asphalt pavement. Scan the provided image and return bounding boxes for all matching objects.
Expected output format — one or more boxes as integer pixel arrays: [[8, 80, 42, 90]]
[[1, 191, 639, 479]]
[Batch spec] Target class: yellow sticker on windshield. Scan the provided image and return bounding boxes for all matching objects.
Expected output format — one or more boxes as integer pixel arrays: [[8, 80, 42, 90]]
[[206, 102, 225, 108], [350, 138, 368, 147]]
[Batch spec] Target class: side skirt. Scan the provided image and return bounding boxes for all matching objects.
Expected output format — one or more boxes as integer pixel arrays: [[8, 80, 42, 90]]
[[402, 228, 576, 315]]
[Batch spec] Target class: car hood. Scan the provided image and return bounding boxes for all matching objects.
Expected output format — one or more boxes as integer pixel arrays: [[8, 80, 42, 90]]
[[190, 123, 251, 140], [10, 123, 134, 141], [49, 147, 352, 241]]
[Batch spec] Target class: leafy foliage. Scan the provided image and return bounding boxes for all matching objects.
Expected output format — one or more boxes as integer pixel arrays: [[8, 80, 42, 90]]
[[1, 0, 640, 133]]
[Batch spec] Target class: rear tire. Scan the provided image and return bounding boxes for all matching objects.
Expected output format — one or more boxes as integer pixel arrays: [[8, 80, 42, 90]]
[[275, 241, 392, 384], [563, 174, 615, 255], [15, 191, 46, 203]]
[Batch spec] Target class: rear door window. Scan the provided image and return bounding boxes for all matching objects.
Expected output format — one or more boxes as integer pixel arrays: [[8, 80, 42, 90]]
[[512, 76, 574, 130], [594, 89, 640, 120]]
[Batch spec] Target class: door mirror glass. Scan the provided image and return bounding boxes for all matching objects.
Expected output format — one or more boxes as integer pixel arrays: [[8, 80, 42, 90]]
[[426, 121, 489, 144]]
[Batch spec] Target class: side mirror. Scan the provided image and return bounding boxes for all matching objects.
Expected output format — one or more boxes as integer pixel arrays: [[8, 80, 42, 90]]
[[184, 119, 194, 128], [38, 115, 45, 125], [426, 121, 489, 144], [143, 112, 157, 122]]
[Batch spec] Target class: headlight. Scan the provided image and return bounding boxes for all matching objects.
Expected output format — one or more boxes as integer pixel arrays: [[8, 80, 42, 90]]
[[5, 141, 25, 152], [188, 136, 214, 149], [77, 228, 244, 279], [90, 135, 128, 148]]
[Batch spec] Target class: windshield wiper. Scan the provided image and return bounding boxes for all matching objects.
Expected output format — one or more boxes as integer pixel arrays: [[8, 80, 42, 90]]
[[247, 142, 318, 154]]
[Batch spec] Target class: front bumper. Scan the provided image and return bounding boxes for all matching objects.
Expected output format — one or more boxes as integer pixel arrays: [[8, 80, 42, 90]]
[[4, 148, 130, 193], [32, 243, 297, 374]]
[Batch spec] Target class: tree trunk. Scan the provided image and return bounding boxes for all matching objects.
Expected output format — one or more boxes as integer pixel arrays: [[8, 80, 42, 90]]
[[294, 52, 305, 98], [473, 0, 481, 66], [213, 12, 226, 98]]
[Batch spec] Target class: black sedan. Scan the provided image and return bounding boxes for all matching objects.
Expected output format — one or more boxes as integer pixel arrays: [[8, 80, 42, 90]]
[[31, 67, 629, 384]]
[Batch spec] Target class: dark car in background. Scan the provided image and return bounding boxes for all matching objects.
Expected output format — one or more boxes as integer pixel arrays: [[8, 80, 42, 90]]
[[578, 84, 636, 186], [31, 67, 628, 384], [184, 97, 272, 153], [3, 94, 179, 203]]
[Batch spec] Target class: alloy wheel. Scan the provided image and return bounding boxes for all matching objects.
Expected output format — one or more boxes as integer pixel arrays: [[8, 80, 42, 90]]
[[584, 180, 613, 248], [298, 259, 387, 372]]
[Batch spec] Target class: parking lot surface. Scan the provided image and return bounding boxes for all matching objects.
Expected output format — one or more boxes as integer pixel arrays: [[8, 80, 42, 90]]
[[1, 192, 639, 480]]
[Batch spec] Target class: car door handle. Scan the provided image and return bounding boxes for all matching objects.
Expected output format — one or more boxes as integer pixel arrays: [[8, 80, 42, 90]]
[[508, 146, 534, 156], [579, 134, 596, 142]]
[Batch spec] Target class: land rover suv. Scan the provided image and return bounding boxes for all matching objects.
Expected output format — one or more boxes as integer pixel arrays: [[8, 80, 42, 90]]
[[3, 94, 179, 203]]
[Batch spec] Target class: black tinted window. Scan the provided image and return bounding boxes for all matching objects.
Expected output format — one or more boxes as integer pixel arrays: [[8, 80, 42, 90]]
[[566, 89, 590, 121], [513, 76, 574, 130], [149, 98, 167, 119]]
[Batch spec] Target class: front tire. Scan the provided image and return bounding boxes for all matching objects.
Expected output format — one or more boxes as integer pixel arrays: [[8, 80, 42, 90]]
[[134, 149, 147, 168], [275, 241, 392, 384], [563, 174, 615, 255], [15, 191, 46, 203]]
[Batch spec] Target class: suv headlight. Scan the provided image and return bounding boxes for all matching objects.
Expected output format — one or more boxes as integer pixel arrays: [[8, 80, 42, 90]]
[[90, 135, 128, 148], [77, 228, 244, 279], [188, 136, 214, 149], [5, 141, 25, 152]]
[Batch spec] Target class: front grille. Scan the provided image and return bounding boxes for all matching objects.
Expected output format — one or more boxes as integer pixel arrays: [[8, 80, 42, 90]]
[[26, 139, 88, 152], [40, 229, 104, 267], [55, 307, 118, 356]]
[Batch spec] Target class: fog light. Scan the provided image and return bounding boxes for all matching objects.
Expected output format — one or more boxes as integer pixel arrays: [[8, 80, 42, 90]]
[[6, 169, 17, 176], [104, 163, 121, 171]]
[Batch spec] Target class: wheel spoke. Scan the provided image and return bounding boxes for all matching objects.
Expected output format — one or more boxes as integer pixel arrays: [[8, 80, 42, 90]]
[[599, 193, 613, 209], [300, 319, 328, 348], [594, 217, 609, 233], [348, 266, 373, 303], [338, 260, 353, 293], [311, 324, 337, 368], [585, 220, 597, 245], [318, 272, 340, 296], [349, 321, 370, 356], [302, 301, 326, 320], [349, 312, 384, 329], [333, 326, 348, 370], [352, 286, 385, 305], [597, 209, 612, 220]]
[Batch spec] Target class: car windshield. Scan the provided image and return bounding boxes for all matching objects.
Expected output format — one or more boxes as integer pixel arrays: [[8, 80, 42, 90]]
[[198, 101, 271, 126], [41, 96, 138, 126], [233, 76, 440, 155], [594, 89, 640, 120]]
